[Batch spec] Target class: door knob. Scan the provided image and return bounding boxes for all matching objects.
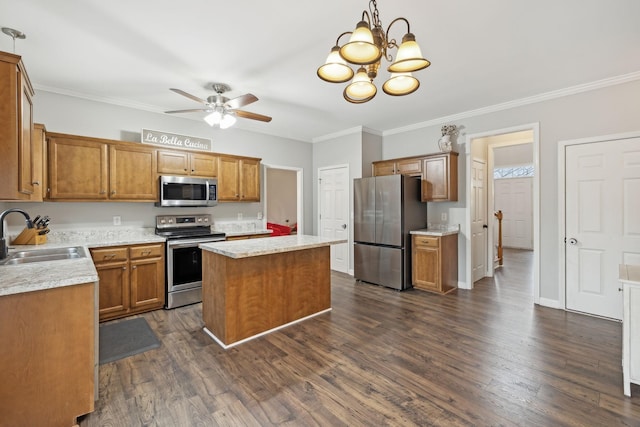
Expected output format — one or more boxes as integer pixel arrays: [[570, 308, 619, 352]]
[[341, 224, 347, 229], [483, 224, 488, 229], [568, 238, 578, 245]]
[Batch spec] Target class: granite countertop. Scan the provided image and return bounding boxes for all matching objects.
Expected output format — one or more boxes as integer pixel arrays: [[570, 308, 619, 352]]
[[410, 225, 460, 237], [200, 234, 347, 259], [222, 229, 273, 238], [0, 227, 165, 297]]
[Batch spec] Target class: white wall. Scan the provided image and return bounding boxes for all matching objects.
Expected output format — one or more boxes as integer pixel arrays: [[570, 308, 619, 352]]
[[382, 79, 640, 303], [266, 168, 297, 226], [494, 143, 533, 167], [3, 90, 313, 233]]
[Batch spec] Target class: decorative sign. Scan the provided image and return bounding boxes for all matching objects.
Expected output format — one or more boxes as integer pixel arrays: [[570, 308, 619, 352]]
[[141, 128, 212, 151]]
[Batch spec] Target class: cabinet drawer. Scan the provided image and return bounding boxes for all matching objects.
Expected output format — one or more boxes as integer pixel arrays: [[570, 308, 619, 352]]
[[130, 244, 164, 259], [91, 247, 128, 263], [414, 236, 439, 247]]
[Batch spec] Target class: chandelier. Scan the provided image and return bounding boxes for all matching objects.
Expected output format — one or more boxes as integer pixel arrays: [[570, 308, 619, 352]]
[[317, 0, 430, 104]]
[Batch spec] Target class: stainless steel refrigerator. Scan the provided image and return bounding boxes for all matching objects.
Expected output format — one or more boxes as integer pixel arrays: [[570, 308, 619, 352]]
[[354, 174, 428, 290]]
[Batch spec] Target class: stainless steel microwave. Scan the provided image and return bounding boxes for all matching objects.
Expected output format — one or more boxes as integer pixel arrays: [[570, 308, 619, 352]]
[[156, 176, 218, 207]]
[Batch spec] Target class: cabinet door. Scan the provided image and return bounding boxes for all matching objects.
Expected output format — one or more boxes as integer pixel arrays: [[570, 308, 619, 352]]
[[18, 70, 34, 196], [190, 153, 218, 177], [110, 145, 157, 200], [372, 161, 396, 176], [48, 137, 108, 199], [218, 156, 241, 201], [240, 158, 260, 201], [412, 236, 441, 291], [30, 124, 46, 201], [422, 153, 458, 202], [157, 150, 189, 174], [397, 158, 422, 177], [130, 256, 165, 311], [95, 260, 130, 321]]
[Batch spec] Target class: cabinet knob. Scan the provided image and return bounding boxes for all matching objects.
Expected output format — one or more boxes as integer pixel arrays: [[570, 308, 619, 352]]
[[32, 181, 40, 185], [100, 190, 106, 194], [235, 194, 239, 198], [132, 265, 137, 269], [122, 266, 126, 270], [111, 190, 116, 195]]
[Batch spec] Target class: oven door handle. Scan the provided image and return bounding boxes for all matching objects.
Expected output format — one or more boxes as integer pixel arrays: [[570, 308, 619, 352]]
[[167, 238, 225, 248]]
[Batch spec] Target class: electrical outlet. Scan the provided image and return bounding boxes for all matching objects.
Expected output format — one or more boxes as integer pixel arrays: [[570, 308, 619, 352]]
[[237, 213, 243, 221], [441, 212, 448, 222], [113, 215, 121, 226], [257, 212, 263, 220]]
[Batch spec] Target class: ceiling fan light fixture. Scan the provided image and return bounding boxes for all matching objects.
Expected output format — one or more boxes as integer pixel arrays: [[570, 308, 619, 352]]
[[204, 110, 222, 127], [317, 46, 355, 83], [339, 20, 381, 65], [388, 33, 430, 73], [219, 113, 237, 129], [343, 67, 377, 103], [382, 72, 420, 96]]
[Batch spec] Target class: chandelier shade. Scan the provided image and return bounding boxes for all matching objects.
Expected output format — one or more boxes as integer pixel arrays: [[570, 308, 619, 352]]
[[317, 46, 355, 83], [317, 0, 430, 104], [387, 33, 431, 73], [382, 72, 419, 96], [339, 21, 381, 65], [344, 67, 377, 103]]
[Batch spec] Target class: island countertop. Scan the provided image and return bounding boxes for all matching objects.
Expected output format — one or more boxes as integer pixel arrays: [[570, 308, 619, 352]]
[[200, 234, 346, 259]]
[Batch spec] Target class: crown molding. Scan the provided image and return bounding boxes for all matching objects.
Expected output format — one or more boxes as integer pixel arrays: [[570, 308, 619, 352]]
[[383, 71, 640, 136]]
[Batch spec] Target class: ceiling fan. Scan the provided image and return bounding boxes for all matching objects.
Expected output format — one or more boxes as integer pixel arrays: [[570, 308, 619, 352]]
[[165, 83, 272, 129]]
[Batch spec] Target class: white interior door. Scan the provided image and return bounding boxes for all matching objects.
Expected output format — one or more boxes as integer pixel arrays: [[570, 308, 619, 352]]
[[471, 159, 487, 282], [319, 166, 349, 273], [565, 137, 640, 320], [494, 177, 533, 249]]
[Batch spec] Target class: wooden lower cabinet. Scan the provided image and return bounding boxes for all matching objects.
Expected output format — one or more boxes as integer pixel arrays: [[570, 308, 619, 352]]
[[412, 234, 458, 294], [91, 243, 165, 321], [0, 282, 95, 426]]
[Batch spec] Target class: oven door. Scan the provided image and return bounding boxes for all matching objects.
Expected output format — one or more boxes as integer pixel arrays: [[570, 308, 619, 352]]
[[166, 237, 222, 292]]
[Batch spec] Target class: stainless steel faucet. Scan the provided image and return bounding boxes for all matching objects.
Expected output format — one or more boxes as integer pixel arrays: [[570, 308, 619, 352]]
[[0, 208, 34, 260]]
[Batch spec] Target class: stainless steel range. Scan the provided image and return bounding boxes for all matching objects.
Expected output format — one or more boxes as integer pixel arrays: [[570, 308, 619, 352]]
[[155, 214, 225, 309]]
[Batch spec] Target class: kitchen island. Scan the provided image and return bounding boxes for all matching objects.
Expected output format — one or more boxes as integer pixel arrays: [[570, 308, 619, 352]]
[[200, 235, 346, 348]]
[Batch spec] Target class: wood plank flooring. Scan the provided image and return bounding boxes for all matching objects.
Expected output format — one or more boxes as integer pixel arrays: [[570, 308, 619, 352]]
[[81, 249, 640, 426]]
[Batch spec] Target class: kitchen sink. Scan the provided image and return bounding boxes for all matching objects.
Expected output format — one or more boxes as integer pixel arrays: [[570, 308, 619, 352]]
[[0, 246, 87, 266]]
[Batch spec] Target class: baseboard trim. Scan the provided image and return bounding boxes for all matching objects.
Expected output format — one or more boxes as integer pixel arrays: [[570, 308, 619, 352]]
[[537, 297, 562, 309]]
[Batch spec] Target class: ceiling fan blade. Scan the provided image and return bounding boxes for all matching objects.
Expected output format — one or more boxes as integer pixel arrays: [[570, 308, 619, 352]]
[[234, 109, 272, 122], [225, 93, 258, 110], [170, 88, 208, 105], [165, 108, 210, 114]]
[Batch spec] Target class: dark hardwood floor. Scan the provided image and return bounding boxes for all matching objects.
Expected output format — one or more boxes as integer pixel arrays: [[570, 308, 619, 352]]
[[82, 249, 640, 426]]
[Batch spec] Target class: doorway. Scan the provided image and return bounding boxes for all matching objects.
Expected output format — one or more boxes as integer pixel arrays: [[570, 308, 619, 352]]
[[559, 132, 640, 320], [464, 123, 540, 304], [264, 164, 303, 235], [318, 165, 350, 273]]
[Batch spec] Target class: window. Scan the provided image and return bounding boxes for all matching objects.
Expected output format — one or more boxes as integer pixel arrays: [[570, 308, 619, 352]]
[[493, 165, 534, 179]]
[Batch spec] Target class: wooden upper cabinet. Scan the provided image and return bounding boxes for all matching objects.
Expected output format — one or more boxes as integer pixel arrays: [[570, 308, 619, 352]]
[[372, 156, 422, 177], [372, 152, 458, 202], [48, 135, 109, 200], [240, 158, 260, 201], [30, 123, 46, 201], [0, 52, 36, 201], [48, 133, 158, 201], [110, 145, 157, 201], [217, 155, 261, 202], [422, 152, 458, 202], [157, 150, 217, 177]]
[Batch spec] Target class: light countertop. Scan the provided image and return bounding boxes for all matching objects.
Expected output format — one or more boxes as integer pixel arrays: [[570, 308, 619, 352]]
[[201, 234, 347, 259], [411, 224, 460, 237], [222, 229, 273, 238], [1, 227, 165, 297]]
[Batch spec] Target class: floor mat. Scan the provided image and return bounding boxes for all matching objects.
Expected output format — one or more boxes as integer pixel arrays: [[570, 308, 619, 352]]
[[99, 317, 160, 364]]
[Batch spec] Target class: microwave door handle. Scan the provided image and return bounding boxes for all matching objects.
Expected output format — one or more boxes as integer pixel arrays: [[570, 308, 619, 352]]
[[205, 181, 210, 202]]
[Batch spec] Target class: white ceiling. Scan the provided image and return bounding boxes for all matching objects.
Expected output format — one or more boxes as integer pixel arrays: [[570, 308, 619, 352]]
[[2, 0, 639, 142]]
